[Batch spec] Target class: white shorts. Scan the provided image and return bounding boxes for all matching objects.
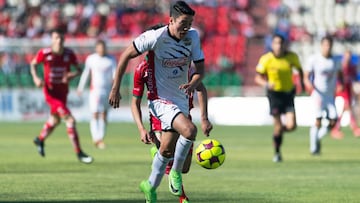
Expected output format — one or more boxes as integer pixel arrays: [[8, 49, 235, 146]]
[[311, 91, 337, 120], [89, 91, 110, 113], [148, 99, 188, 131]]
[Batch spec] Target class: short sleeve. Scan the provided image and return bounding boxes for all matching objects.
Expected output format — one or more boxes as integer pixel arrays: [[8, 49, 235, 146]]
[[133, 30, 157, 54], [132, 60, 147, 98], [69, 50, 79, 66], [190, 30, 204, 62], [256, 54, 268, 74], [34, 49, 44, 64], [304, 56, 314, 72], [290, 53, 302, 70]]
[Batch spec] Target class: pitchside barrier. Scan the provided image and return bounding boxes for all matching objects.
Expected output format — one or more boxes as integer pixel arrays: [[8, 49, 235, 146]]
[[0, 89, 352, 127]]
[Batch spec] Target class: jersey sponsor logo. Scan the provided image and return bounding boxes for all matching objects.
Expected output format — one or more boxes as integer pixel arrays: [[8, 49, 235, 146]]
[[162, 57, 189, 68]]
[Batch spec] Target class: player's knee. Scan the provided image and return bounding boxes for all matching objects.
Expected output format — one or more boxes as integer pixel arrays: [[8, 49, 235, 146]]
[[159, 148, 174, 158], [329, 120, 337, 129], [65, 116, 76, 128], [183, 124, 197, 140], [49, 116, 60, 126], [287, 123, 297, 131]]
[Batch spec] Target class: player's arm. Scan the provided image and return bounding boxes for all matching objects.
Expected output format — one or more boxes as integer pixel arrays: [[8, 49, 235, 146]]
[[30, 58, 43, 88], [131, 96, 152, 144], [195, 82, 212, 137], [303, 70, 314, 93], [337, 69, 345, 92], [179, 60, 205, 95], [77, 60, 90, 95], [109, 44, 141, 108], [297, 68, 305, 93], [254, 73, 269, 89], [66, 63, 81, 82], [254, 56, 274, 90], [303, 57, 314, 93]]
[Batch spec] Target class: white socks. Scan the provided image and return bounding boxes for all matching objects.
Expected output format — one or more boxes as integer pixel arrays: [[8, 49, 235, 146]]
[[310, 126, 319, 153], [148, 152, 170, 188], [90, 117, 106, 142], [172, 135, 193, 172]]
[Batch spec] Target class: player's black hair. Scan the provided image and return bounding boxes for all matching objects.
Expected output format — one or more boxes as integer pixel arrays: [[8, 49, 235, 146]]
[[321, 35, 333, 45], [272, 33, 285, 44], [50, 27, 65, 36], [95, 39, 106, 47], [170, 1, 195, 18]]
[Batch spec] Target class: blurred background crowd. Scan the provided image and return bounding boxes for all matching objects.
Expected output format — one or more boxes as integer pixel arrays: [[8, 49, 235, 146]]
[[1, 0, 360, 97]]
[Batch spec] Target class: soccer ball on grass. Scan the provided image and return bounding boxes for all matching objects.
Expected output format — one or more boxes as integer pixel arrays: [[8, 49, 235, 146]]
[[195, 139, 225, 169]]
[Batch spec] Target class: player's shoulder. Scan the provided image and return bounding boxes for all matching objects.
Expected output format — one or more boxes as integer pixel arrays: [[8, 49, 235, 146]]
[[286, 51, 299, 58], [259, 52, 273, 61], [39, 47, 51, 55], [187, 27, 200, 37], [143, 26, 167, 38], [63, 47, 75, 54]]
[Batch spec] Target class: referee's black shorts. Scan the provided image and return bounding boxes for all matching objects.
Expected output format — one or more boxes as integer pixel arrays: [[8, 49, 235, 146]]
[[266, 88, 296, 116]]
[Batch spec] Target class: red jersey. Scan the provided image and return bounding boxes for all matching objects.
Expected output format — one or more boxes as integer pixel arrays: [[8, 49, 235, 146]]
[[35, 47, 78, 96], [132, 56, 194, 132], [337, 62, 357, 100]]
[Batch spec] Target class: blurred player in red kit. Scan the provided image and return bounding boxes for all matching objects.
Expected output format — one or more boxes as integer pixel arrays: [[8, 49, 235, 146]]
[[331, 49, 360, 139], [30, 28, 93, 164]]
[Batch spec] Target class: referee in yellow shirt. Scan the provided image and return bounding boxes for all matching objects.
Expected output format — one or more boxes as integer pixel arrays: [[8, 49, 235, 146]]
[[255, 34, 305, 162]]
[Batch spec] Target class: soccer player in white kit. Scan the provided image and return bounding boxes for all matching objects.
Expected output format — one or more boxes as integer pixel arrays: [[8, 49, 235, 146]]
[[304, 36, 344, 155], [108, 1, 204, 202], [77, 40, 116, 149]]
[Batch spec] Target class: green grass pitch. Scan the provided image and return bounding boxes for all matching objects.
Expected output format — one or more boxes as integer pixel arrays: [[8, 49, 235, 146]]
[[1, 122, 360, 203]]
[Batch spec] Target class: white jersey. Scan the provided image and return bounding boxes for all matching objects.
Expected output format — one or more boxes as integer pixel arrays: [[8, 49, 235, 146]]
[[133, 25, 204, 114], [305, 53, 340, 97], [77, 53, 116, 93]]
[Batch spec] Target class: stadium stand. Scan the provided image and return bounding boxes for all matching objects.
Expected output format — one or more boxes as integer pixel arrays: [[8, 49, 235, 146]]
[[0, 0, 250, 95], [5, 0, 360, 96]]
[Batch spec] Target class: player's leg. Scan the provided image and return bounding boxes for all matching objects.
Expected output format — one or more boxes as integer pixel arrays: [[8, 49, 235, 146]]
[[96, 92, 109, 147], [345, 96, 360, 136], [310, 118, 322, 155], [282, 90, 297, 132], [177, 143, 192, 203], [141, 131, 176, 203], [319, 98, 338, 140], [272, 115, 283, 162], [90, 112, 100, 145], [33, 114, 60, 157], [62, 111, 93, 164], [96, 111, 107, 148], [169, 113, 197, 195]]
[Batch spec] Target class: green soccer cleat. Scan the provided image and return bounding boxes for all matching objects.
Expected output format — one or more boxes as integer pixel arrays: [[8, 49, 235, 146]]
[[139, 180, 157, 203], [168, 169, 183, 196], [150, 146, 158, 159]]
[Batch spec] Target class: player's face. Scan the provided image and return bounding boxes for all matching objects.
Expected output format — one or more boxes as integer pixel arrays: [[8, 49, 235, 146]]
[[343, 51, 351, 63], [169, 14, 193, 40], [271, 37, 285, 57], [321, 40, 332, 57], [51, 32, 64, 52], [96, 43, 106, 56]]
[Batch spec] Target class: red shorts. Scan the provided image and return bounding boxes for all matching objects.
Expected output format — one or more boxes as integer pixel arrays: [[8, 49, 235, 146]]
[[44, 87, 71, 116], [336, 87, 352, 107]]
